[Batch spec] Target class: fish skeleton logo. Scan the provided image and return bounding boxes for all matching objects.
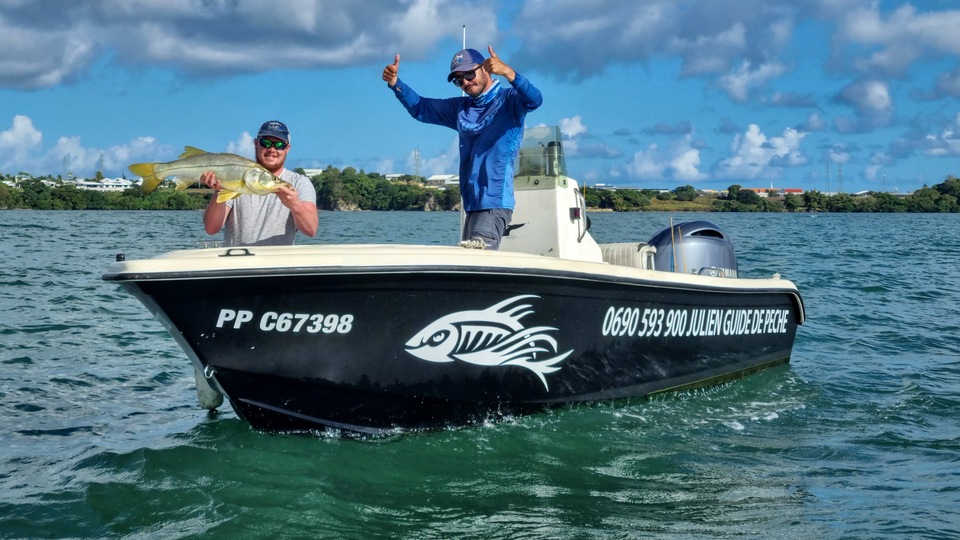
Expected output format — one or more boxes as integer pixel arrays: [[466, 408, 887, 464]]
[[404, 295, 572, 390]]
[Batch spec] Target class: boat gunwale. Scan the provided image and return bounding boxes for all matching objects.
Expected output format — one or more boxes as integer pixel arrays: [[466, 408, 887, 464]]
[[103, 248, 806, 324]]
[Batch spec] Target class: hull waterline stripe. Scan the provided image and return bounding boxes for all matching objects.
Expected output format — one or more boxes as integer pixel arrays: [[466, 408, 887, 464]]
[[237, 398, 387, 436]]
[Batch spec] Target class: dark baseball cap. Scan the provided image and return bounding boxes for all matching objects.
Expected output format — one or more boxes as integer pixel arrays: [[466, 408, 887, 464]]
[[257, 120, 290, 143], [447, 48, 485, 82]]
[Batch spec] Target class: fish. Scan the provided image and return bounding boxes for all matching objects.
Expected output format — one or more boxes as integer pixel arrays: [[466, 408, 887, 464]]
[[404, 295, 573, 390], [128, 147, 294, 203]]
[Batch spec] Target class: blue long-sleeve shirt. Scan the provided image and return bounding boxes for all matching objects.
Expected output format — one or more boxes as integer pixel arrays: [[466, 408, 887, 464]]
[[390, 73, 543, 211]]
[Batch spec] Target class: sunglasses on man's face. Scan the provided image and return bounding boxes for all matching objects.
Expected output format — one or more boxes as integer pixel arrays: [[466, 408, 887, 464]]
[[258, 138, 288, 150], [452, 67, 481, 87]]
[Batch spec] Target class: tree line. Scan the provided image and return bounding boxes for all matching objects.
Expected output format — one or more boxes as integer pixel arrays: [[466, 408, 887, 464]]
[[586, 177, 960, 213], [0, 167, 461, 211], [2, 168, 958, 213]]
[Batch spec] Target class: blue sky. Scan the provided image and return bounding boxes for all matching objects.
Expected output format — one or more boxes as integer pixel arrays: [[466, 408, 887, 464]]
[[2, 0, 959, 194]]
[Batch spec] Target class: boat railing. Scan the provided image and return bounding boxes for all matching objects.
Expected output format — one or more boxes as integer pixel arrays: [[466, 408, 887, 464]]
[[599, 243, 658, 270]]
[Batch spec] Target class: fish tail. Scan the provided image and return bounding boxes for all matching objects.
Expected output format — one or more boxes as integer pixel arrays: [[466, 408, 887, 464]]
[[128, 163, 161, 194]]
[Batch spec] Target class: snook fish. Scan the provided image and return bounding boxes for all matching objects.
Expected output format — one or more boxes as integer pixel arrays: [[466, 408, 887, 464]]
[[404, 295, 573, 390], [129, 147, 293, 203]]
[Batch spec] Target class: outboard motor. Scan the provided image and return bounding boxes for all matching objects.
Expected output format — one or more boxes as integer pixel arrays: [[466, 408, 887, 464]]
[[647, 221, 738, 278]]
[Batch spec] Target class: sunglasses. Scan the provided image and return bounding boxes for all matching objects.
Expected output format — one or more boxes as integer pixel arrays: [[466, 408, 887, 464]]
[[258, 138, 288, 150], [451, 66, 481, 87]]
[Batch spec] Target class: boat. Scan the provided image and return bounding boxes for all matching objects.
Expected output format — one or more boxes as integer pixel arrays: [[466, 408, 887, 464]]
[[103, 126, 805, 436]]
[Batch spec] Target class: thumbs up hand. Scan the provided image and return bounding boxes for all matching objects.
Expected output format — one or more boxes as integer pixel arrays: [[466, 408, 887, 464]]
[[382, 54, 400, 87]]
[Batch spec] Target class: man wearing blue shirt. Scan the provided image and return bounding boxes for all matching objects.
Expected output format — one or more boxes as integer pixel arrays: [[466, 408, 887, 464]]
[[382, 46, 543, 250]]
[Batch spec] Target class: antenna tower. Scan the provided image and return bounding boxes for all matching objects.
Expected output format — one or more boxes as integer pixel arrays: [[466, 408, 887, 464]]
[[414, 148, 421, 182]]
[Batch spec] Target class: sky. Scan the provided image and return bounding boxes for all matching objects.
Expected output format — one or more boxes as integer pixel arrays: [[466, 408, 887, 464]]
[[2, 0, 960, 194]]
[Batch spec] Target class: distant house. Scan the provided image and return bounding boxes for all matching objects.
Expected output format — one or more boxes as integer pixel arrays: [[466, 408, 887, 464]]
[[73, 178, 135, 192], [741, 187, 771, 198], [738, 187, 804, 198], [425, 174, 457, 189]]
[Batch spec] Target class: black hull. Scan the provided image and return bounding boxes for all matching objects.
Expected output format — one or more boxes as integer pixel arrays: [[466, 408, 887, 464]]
[[107, 252, 803, 435]]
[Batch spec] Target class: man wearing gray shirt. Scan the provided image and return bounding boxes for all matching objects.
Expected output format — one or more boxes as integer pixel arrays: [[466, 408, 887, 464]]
[[201, 120, 318, 246]]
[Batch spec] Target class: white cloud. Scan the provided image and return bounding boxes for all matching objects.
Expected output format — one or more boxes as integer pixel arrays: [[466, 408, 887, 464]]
[[799, 112, 827, 132], [717, 124, 807, 180], [627, 143, 666, 179], [227, 132, 256, 160], [669, 23, 748, 76], [0, 0, 499, 88], [834, 79, 894, 133], [670, 143, 705, 182], [932, 66, 960, 99], [46, 135, 171, 179], [0, 115, 43, 170], [558, 115, 589, 156], [863, 150, 893, 182], [921, 112, 960, 157], [827, 145, 850, 165], [559, 116, 588, 139], [836, 3, 960, 77], [626, 133, 705, 182], [417, 136, 459, 177], [1, 114, 176, 178], [717, 60, 787, 102]]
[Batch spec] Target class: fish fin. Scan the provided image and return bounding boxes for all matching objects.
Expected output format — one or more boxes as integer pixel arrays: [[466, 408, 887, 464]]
[[179, 146, 207, 159], [128, 163, 161, 194], [217, 190, 241, 203], [174, 179, 195, 191]]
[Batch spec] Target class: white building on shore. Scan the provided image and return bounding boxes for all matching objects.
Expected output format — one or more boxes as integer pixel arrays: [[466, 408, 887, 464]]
[[71, 178, 136, 191]]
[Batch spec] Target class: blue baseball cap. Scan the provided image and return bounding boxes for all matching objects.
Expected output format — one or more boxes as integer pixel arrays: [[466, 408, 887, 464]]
[[257, 120, 290, 143], [447, 48, 485, 82]]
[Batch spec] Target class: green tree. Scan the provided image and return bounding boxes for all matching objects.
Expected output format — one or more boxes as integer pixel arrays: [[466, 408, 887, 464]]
[[872, 192, 907, 212], [619, 189, 650, 209], [825, 192, 855, 212], [673, 185, 697, 201], [736, 189, 761, 205], [0, 182, 20, 208], [803, 190, 827, 211], [584, 188, 600, 208], [51, 185, 88, 210], [905, 187, 943, 212], [760, 198, 785, 212], [19, 179, 54, 209], [783, 193, 802, 212], [935, 176, 960, 206], [368, 179, 396, 210]]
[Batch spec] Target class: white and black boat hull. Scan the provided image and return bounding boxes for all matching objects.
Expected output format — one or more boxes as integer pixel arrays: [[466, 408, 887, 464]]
[[104, 245, 804, 435]]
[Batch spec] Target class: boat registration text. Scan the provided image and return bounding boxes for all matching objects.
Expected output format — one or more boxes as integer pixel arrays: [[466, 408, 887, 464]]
[[215, 309, 354, 334]]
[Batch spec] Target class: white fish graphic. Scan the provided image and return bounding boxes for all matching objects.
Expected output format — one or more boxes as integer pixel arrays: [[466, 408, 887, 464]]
[[404, 295, 572, 390]]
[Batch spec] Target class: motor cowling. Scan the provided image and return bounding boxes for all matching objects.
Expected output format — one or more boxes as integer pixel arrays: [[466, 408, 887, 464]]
[[647, 220, 738, 278]]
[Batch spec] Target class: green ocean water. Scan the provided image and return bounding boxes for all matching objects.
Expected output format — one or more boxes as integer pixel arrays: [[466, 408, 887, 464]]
[[1, 210, 959, 539]]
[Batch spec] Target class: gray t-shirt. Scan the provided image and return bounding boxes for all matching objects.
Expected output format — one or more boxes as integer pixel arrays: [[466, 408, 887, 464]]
[[223, 169, 317, 246]]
